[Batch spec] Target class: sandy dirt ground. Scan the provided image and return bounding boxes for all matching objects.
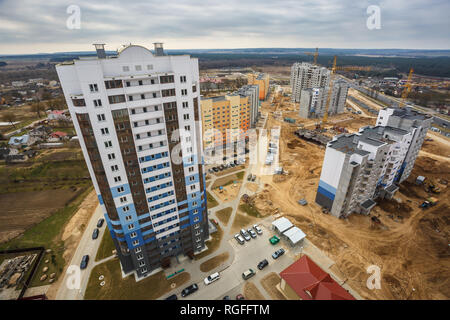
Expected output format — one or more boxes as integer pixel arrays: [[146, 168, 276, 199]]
[[212, 182, 242, 203], [249, 96, 450, 300], [45, 190, 99, 299], [245, 182, 258, 192]]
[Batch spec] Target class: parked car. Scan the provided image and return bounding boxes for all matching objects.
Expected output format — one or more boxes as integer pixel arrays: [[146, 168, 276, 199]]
[[251, 174, 256, 181], [204, 272, 220, 285], [213, 167, 219, 172], [223, 295, 231, 300], [257, 259, 269, 270], [165, 294, 177, 300], [247, 228, 257, 238], [219, 165, 225, 170], [96, 218, 105, 228], [208, 168, 214, 174], [253, 224, 263, 235], [234, 234, 245, 245], [242, 269, 256, 280], [211, 219, 218, 225], [236, 294, 245, 300], [272, 248, 285, 259], [247, 174, 252, 181], [80, 255, 89, 270], [229, 163, 235, 168], [234, 160, 238, 165], [92, 228, 99, 240], [181, 284, 199, 297], [240, 229, 251, 241], [269, 235, 280, 245]]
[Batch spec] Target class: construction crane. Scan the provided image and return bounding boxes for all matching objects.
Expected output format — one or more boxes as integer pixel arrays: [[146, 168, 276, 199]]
[[321, 56, 337, 126], [399, 68, 414, 108], [321, 57, 372, 126], [304, 47, 319, 65]]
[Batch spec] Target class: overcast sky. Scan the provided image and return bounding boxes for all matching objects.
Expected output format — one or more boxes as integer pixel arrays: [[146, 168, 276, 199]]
[[0, 0, 449, 54]]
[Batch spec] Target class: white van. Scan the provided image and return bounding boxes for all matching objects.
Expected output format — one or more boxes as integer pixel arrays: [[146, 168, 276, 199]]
[[204, 272, 220, 285]]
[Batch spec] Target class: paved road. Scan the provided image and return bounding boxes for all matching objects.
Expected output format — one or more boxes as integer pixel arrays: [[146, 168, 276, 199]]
[[55, 205, 107, 300]]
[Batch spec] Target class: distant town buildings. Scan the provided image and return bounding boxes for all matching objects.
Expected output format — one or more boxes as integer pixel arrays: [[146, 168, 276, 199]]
[[315, 107, 432, 218], [56, 43, 209, 278], [247, 72, 270, 101]]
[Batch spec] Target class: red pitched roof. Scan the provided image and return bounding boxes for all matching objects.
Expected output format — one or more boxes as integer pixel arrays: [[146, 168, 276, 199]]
[[280, 255, 355, 300], [50, 131, 68, 138]]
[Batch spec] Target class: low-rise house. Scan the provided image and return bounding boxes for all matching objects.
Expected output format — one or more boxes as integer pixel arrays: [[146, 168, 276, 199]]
[[0, 147, 10, 160], [48, 131, 68, 142], [47, 110, 68, 121], [8, 135, 35, 148], [279, 255, 355, 300], [5, 154, 27, 163], [29, 125, 52, 140]]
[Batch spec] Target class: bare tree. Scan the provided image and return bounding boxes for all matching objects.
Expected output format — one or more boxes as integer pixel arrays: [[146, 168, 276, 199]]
[[31, 100, 44, 118], [2, 111, 17, 129]]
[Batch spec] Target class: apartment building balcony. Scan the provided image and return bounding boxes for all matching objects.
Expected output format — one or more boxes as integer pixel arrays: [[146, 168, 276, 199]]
[[360, 199, 376, 215]]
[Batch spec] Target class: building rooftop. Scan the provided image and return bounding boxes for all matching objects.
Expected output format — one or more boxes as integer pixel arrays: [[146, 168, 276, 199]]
[[280, 255, 355, 300], [390, 107, 432, 121], [329, 125, 409, 155]]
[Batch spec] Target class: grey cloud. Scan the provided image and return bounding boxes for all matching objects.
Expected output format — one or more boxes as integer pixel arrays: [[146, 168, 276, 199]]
[[0, 0, 449, 53]]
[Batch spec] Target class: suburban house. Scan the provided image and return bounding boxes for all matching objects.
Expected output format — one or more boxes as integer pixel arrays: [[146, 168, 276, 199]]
[[48, 131, 68, 142], [279, 255, 355, 300], [29, 125, 52, 140], [47, 110, 69, 121], [8, 134, 35, 148], [0, 147, 10, 160]]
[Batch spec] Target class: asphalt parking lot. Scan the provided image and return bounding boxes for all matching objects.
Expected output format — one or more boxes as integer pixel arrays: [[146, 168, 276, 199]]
[[179, 224, 296, 300]]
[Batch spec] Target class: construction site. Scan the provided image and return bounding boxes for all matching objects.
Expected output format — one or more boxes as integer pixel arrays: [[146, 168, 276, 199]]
[[245, 63, 450, 299]]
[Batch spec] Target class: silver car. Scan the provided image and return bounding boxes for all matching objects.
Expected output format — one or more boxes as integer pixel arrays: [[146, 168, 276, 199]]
[[253, 224, 263, 235]]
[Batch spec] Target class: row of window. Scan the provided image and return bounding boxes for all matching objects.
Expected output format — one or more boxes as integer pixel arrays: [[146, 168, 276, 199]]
[[145, 181, 173, 194], [148, 190, 174, 203], [139, 151, 169, 163]]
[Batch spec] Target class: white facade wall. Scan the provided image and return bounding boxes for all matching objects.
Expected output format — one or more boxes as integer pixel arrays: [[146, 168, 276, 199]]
[[56, 45, 207, 277]]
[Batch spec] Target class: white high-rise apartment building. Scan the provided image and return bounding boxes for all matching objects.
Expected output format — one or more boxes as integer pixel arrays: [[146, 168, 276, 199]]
[[56, 43, 209, 278], [376, 107, 433, 183], [290, 62, 330, 103], [315, 125, 413, 218], [316, 107, 432, 218], [236, 84, 259, 128]]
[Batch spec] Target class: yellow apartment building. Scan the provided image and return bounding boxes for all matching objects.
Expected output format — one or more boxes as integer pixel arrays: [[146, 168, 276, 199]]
[[200, 93, 250, 154], [247, 72, 270, 100]]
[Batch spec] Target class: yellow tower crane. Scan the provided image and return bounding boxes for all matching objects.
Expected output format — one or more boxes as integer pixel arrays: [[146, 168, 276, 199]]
[[399, 68, 414, 108], [304, 47, 319, 65], [321, 57, 372, 126]]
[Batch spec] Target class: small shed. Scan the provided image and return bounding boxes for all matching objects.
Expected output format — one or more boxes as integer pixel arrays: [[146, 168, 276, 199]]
[[283, 226, 306, 246], [416, 176, 426, 185], [272, 217, 293, 234]]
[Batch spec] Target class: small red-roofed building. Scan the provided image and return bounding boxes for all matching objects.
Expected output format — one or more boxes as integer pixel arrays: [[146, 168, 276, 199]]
[[279, 255, 355, 300]]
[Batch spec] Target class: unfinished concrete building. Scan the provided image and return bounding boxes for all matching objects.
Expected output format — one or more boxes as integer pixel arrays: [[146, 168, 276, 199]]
[[290, 62, 330, 103], [294, 65, 348, 119], [376, 107, 433, 183], [316, 125, 413, 218]]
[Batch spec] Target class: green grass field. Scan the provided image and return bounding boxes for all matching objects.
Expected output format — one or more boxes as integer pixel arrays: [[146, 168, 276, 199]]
[[95, 227, 116, 262], [84, 258, 190, 300]]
